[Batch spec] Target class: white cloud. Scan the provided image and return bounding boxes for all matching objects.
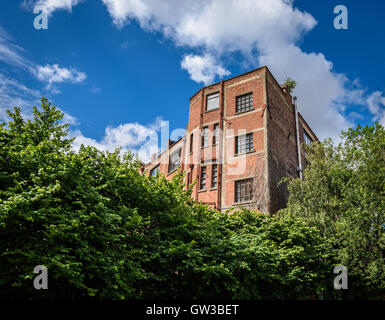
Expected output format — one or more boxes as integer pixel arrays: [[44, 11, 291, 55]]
[[19, 0, 385, 140], [0, 26, 34, 70], [95, 0, 349, 140], [23, 0, 84, 15], [181, 53, 230, 85], [35, 64, 86, 90], [0, 72, 78, 126], [71, 117, 165, 161], [1, 24, 87, 93], [0, 73, 40, 122], [366, 91, 385, 126]]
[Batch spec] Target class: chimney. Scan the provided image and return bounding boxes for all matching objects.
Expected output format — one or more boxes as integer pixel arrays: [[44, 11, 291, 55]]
[[151, 153, 157, 162]]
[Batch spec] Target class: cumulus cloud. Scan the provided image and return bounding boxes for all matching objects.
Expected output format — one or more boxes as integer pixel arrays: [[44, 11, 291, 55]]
[[94, 0, 350, 140], [21, 0, 385, 140], [72, 117, 167, 162], [181, 53, 230, 85], [35, 64, 86, 90], [366, 91, 385, 126]]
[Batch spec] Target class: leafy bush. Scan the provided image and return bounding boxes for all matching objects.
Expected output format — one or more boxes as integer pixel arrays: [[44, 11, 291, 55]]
[[281, 124, 385, 299], [0, 98, 338, 299]]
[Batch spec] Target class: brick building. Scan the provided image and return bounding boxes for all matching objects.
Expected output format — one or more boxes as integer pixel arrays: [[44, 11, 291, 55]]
[[143, 66, 317, 214]]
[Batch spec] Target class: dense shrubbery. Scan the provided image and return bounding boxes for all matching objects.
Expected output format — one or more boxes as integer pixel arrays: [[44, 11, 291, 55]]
[[280, 123, 385, 299], [0, 98, 384, 299]]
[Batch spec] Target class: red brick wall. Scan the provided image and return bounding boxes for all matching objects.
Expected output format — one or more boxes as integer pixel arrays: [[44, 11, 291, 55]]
[[143, 66, 318, 214]]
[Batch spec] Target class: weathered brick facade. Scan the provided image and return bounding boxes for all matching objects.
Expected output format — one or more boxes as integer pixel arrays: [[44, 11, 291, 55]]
[[143, 66, 317, 214]]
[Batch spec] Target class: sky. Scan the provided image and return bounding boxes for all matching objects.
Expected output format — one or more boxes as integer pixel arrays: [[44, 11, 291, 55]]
[[0, 0, 384, 161]]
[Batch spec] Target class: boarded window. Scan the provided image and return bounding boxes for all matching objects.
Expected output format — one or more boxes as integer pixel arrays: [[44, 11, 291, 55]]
[[206, 92, 219, 111]]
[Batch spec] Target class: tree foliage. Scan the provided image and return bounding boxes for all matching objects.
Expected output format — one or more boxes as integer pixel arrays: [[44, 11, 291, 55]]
[[0, 98, 334, 299], [281, 123, 385, 298]]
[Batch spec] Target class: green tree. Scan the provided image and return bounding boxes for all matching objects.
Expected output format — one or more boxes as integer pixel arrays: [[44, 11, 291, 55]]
[[281, 123, 385, 298], [0, 98, 332, 299]]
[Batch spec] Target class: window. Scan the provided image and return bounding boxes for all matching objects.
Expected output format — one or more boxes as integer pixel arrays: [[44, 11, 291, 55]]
[[235, 178, 254, 203], [150, 165, 159, 177], [236, 92, 253, 113], [213, 123, 219, 145], [235, 133, 253, 154], [202, 126, 209, 147], [206, 92, 219, 111], [168, 149, 181, 173], [211, 164, 218, 188], [189, 133, 194, 153], [304, 130, 313, 146], [200, 167, 207, 190]]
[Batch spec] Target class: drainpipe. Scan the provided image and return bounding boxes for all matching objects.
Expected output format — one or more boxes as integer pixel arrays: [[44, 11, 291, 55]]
[[217, 80, 224, 211], [195, 90, 204, 201], [294, 96, 303, 180]]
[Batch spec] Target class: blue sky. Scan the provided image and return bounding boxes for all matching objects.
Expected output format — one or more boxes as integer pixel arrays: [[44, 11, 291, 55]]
[[0, 0, 384, 161]]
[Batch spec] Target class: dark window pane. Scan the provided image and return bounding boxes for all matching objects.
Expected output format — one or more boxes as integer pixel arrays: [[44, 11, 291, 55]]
[[236, 93, 253, 113], [168, 149, 181, 173], [190, 133, 194, 153], [202, 127, 209, 147], [150, 165, 159, 177], [212, 164, 218, 188], [213, 123, 219, 145], [304, 130, 313, 146], [235, 178, 254, 203], [200, 167, 206, 190]]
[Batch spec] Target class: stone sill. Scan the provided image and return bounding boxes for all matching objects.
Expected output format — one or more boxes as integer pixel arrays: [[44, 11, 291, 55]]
[[234, 149, 256, 157], [234, 108, 255, 116], [167, 167, 179, 177]]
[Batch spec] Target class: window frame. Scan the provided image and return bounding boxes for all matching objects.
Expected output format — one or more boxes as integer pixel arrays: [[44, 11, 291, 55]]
[[206, 92, 220, 112], [189, 133, 194, 154], [168, 148, 181, 173], [201, 126, 209, 148], [211, 164, 218, 189], [236, 92, 253, 114], [200, 166, 207, 190], [235, 133, 254, 155], [150, 164, 160, 177], [213, 123, 219, 145], [234, 178, 254, 203], [303, 130, 313, 146]]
